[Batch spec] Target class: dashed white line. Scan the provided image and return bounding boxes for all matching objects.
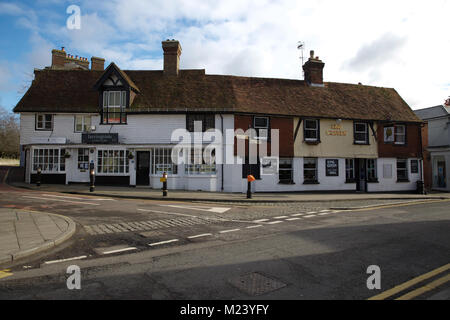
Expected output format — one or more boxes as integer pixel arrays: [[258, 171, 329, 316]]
[[304, 215, 316, 218], [219, 229, 241, 234], [319, 210, 331, 213], [22, 196, 100, 206], [290, 213, 305, 217], [267, 221, 283, 225], [102, 247, 137, 255], [318, 212, 331, 216], [44, 256, 87, 265], [286, 218, 301, 221], [253, 219, 269, 223], [274, 216, 289, 219], [246, 225, 263, 229], [307, 211, 318, 214], [148, 239, 179, 247], [188, 233, 213, 239]]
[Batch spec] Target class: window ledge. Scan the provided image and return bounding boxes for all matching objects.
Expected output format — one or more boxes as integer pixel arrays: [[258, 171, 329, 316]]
[[303, 180, 320, 185], [304, 140, 320, 145], [353, 142, 369, 145], [279, 181, 295, 185]]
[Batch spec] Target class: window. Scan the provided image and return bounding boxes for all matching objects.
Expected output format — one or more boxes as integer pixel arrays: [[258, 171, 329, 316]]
[[304, 119, 319, 142], [411, 159, 419, 174], [279, 158, 293, 183], [185, 148, 216, 175], [346, 159, 355, 182], [32, 148, 65, 173], [75, 115, 92, 132], [97, 150, 129, 174], [354, 122, 368, 144], [303, 158, 318, 183], [397, 159, 408, 181], [186, 114, 215, 132], [395, 125, 406, 145], [253, 116, 269, 140], [102, 91, 127, 124], [367, 159, 377, 181], [151, 148, 178, 175], [77, 148, 89, 170], [36, 114, 53, 130]]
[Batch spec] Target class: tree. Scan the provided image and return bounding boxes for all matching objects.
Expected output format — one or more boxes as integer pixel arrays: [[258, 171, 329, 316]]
[[0, 106, 20, 158]]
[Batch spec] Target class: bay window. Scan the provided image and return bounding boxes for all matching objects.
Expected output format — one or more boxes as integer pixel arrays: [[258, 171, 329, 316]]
[[185, 148, 216, 175], [151, 148, 178, 175], [97, 150, 129, 174], [32, 148, 65, 173]]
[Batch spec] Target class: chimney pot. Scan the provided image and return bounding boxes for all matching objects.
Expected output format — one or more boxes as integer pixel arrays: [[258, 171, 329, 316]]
[[91, 56, 105, 71], [303, 49, 325, 86]]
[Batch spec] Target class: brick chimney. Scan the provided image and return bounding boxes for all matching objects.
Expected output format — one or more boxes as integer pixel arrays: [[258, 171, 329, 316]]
[[51, 47, 90, 70], [303, 50, 325, 86], [91, 56, 105, 71], [162, 40, 182, 76]]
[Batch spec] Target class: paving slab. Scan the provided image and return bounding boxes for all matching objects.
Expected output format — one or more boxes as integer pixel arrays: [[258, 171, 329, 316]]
[[0, 208, 76, 266]]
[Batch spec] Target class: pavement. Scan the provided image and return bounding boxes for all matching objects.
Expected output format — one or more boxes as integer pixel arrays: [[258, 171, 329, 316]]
[[11, 181, 450, 204], [0, 208, 76, 266]]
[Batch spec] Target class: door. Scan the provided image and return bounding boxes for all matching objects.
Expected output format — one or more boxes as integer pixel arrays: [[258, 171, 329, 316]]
[[136, 151, 150, 186], [355, 158, 367, 192], [437, 161, 446, 188]]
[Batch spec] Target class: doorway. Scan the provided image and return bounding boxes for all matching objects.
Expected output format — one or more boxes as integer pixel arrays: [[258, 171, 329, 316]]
[[355, 158, 367, 192], [437, 161, 446, 188], [136, 151, 150, 186]]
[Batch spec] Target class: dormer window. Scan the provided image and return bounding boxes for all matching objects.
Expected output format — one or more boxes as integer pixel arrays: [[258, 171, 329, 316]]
[[102, 91, 127, 124]]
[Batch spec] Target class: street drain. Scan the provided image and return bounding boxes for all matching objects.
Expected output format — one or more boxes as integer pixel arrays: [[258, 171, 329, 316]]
[[228, 272, 287, 296]]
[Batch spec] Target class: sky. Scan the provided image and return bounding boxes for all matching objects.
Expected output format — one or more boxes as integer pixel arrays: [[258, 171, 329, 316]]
[[0, 0, 449, 112]]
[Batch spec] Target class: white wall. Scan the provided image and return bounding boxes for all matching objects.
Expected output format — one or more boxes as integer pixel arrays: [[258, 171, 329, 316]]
[[368, 158, 421, 192]]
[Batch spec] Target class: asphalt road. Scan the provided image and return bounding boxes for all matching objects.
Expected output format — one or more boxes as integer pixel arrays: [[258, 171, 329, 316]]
[[0, 180, 449, 300]]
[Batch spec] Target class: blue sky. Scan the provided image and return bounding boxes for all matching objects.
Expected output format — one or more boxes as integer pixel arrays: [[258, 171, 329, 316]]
[[1, 0, 449, 112]]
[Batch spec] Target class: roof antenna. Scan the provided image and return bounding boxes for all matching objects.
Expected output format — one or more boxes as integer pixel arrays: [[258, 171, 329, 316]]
[[297, 41, 305, 80]]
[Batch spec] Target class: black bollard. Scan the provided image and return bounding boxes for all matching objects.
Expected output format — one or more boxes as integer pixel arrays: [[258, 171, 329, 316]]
[[36, 167, 42, 187], [162, 172, 168, 197], [90, 168, 95, 192], [247, 181, 252, 199]]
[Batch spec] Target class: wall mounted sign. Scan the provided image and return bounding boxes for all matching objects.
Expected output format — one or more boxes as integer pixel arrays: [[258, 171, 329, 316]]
[[82, 133, 119, 144], [326, 124, 347, 136], [326, 159, 339, 176], [384, 127, 394, 143]]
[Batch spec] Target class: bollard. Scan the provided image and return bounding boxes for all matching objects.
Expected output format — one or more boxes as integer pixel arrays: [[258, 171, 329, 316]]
[[247, 175, 256, 199], [89, 168, 95, 192], [161, 172, 168, 197], [36, 167, 42, 187]]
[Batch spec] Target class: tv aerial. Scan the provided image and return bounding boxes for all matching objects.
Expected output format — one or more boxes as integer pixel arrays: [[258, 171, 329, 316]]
[[297, 41, 305, 79]]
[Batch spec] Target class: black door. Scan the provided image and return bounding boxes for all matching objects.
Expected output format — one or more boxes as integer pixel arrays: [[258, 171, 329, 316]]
[[355, 158, 367, 192], [136, 151, 150, 186]]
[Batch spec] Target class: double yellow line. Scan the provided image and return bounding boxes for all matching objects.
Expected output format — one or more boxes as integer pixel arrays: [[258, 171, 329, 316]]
[[0, 269, 13, 280], [369, 263, 450, 300]]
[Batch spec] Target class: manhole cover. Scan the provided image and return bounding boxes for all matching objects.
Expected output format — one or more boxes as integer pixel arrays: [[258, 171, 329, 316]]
[[229, 272, 287, 296]]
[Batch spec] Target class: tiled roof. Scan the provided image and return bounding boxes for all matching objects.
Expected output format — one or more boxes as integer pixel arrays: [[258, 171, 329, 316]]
[[415, 105, 449, 120], [14, 68, 421, 123]]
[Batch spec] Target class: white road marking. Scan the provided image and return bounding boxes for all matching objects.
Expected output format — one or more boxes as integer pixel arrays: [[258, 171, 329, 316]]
[[158, 204, 231, 214], [291, 213, 305, 217], [318, 212, 331, 216], [286, 218, 301, 221], [44, 256, 87, 265], [41, 194, 115, 201], [219, 229, 241, 234], [274, 216, 289, 219], [22, 196, 100, 206], [246, 225, 263, 229], [253, 219, 269, 223], [304, 215, 316, 218], [267, 221, 283, 225], [188, 233, 213, 239], [307, 211, 318, 214], [319, 210, 331, 213], [148, 239, 179, 247], [102, 247, 137, 255], [137, 208, 198, 218]]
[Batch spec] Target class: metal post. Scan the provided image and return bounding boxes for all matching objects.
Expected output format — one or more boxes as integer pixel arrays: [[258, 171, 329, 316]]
[[247, 181, 252, 199], [90, 167, 95, 192], [36, 167, 41, 187], [162, 172, 168, 197]]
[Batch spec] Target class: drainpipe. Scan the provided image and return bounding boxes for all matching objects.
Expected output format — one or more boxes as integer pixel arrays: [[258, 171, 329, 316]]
[[220, 114, 224, 191]]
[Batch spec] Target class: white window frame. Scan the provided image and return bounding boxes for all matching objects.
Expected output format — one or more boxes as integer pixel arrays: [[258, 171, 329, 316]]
[[32, 148, 66, 173], [102, 91, 126, 124], [151, 148, 178, 176], [279, 158, 293, 183], [97, 149, 129, 175], [354, 122, 368, 144], [74, 115, 92, 133], [36, 114, 53, 131], [253, 116, 269, 140], [394, 125, 406, 145], [345, 159, 355, 181], [367, 159, 377, 181], [304, 119, 319, 141], [396, 159, 409, 181], [77, 148, 90, 170], [303, 158, 318, 183], [185, 148, 216, 176]]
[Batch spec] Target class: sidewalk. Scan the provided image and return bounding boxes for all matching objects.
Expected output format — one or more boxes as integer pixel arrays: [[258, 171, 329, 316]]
[[0, 208, 76, 265], [12, 182, 450, 203]]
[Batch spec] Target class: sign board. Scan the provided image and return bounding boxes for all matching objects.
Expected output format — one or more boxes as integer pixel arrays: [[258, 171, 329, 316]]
[[82, 133, 118, 144], [325, 159, 339, 176], [31, 137, 66, 144], [326, 124, 347, 136], [384, 127, 394, 143], [160, 177, 167, 182]]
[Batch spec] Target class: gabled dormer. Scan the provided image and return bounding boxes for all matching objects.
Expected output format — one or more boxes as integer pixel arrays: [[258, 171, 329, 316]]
[[94, 62, 140, 124]]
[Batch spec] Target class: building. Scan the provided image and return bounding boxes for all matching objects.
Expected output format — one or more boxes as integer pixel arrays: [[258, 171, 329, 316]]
[[415, 101, 450, 191], [14, 41, 425, 193]]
